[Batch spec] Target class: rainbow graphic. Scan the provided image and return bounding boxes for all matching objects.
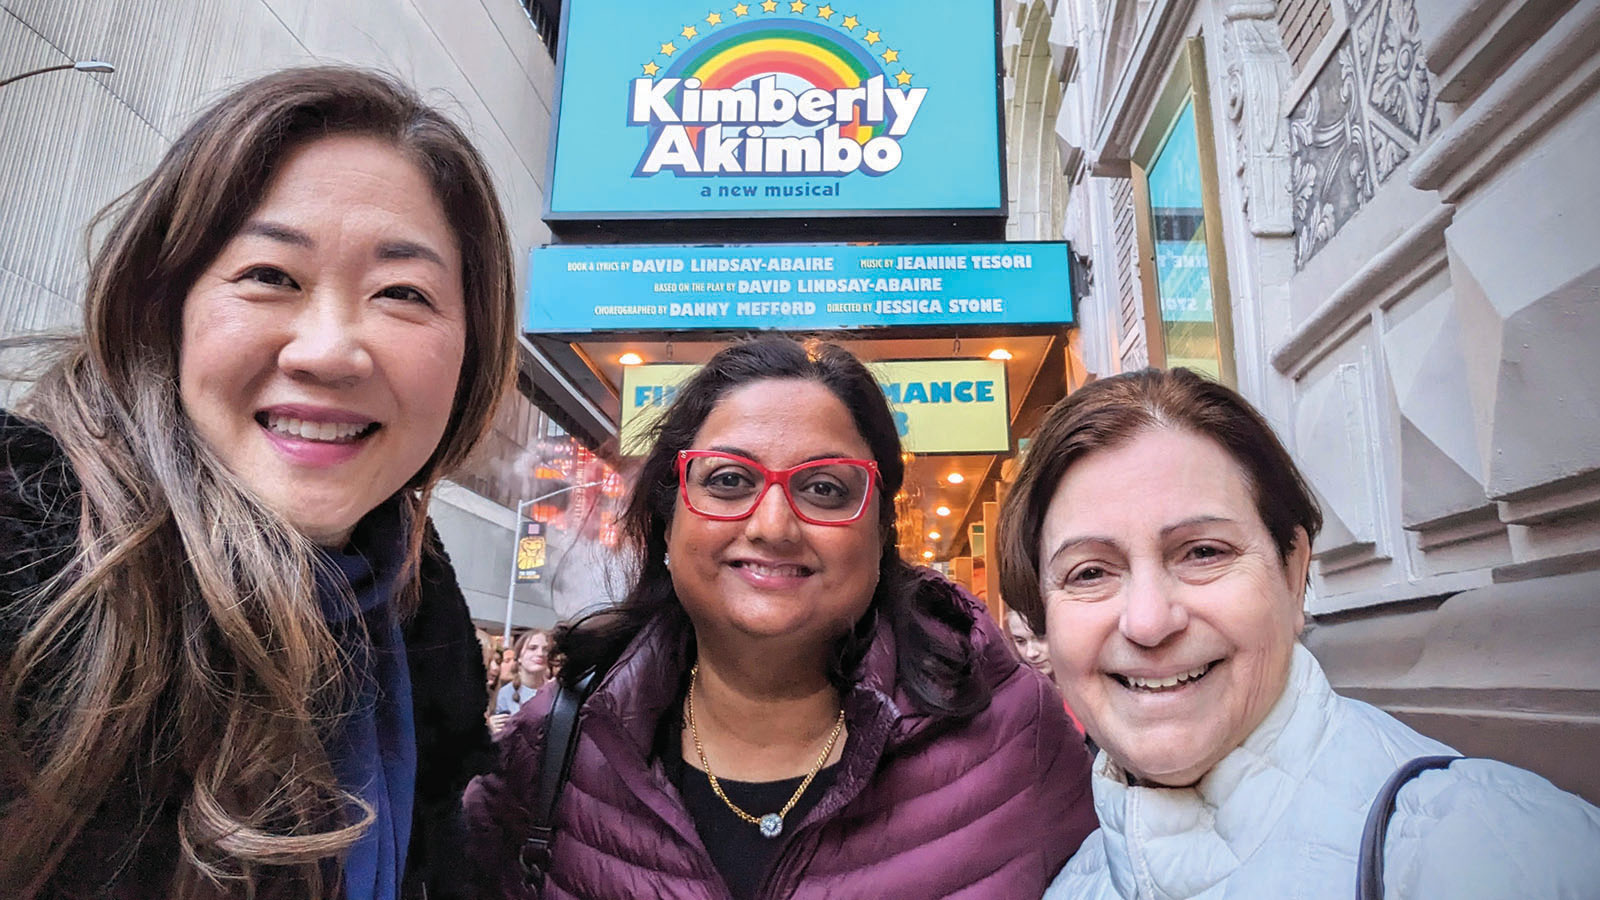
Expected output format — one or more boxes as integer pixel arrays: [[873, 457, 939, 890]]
[[659, 19, 889, 144]]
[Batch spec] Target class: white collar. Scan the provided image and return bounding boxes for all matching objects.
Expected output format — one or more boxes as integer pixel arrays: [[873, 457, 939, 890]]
[[1092, 644, 1339, 899]]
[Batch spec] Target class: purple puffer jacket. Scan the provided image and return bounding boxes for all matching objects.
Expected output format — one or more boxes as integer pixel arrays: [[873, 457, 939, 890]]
[[464, 573, 1095, 899]]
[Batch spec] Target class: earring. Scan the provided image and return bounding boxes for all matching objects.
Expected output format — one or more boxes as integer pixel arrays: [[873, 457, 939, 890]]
[[664, 551, 672, 569]]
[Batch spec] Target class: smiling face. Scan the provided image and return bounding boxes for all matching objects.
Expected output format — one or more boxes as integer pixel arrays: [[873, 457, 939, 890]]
[[667, 378, 882, 656], [1037, 427, 1310, 787], [178, 135, 467, 546]]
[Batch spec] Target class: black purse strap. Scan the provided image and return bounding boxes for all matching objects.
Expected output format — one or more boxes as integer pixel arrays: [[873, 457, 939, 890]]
[[519, 669, 599, 892], [1356, 754, 1460, 900]]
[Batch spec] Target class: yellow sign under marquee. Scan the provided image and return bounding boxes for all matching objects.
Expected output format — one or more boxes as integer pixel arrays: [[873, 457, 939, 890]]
[[871, 358, 1011, 454], [620, 358, 1010, 456], [621, 363, 701, 456]]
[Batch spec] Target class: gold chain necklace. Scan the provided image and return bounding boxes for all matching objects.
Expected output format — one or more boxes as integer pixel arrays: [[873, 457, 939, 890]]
[[686, 664, 845, 839]]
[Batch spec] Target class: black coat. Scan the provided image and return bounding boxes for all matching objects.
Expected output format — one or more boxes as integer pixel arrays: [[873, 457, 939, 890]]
[[0, 410, 495, 899]]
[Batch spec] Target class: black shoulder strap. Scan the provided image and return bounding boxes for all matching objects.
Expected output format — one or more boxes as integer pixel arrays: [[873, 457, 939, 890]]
[[519, 669, 599, 892], [1356, 754, 1460, 900]]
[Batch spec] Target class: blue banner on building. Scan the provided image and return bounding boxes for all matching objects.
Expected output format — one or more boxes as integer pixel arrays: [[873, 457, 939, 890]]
[[547, 0, 1003, 218], [526, 242, 1073, 333]]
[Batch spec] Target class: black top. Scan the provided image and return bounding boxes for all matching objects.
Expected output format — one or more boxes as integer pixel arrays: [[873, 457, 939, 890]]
[[0, 410, 495, 900], [660, 707, 840, 900]]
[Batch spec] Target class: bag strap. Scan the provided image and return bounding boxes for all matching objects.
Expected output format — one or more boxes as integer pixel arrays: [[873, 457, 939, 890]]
[[519, 669, 599, 892], [1356, 754, 1460, 900]]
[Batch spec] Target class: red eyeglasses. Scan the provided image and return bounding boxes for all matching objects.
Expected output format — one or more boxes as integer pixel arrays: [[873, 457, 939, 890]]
[[677, 450, 880, 525]]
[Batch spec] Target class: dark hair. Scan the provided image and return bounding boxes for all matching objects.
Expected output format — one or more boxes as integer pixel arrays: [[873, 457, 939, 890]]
[[997, 368, 1323, 634], [2, 66, 516, 899], [555, 336, 987, 719], [88, 65, 516, 484]]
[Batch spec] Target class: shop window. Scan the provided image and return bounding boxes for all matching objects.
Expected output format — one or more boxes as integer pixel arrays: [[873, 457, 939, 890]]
[[1148, 101, 1222, 379], [1129, 37, 1237, 385]]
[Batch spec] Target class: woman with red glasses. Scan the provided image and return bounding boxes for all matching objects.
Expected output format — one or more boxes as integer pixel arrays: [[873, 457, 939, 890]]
[[465, 336, 1095, 899]]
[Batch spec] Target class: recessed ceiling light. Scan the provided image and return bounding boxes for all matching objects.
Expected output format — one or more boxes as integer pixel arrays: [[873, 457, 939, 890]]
[[928, 530, 941, 540], [935, 505, 951, 517], [987, 348, 1013, 360], [921, 550, 934, 560], [946, 472, 965, 485], [618, 352, 643, 366]]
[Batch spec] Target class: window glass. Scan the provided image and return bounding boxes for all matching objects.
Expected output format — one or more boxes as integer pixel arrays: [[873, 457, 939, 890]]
[[1146, 99, 1223, 381]]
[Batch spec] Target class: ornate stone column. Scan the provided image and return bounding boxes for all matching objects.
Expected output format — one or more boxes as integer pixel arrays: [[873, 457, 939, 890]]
[[1221, 2, 1294, 236]]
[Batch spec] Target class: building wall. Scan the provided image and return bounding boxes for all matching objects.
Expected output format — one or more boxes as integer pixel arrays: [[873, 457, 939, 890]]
[[0, 0, 562, 628], [1040, 0, 1600, 801]]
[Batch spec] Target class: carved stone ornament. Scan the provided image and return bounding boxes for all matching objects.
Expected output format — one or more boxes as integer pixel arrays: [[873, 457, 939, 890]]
[[1222, 2, 1295, 236], [1288, 0, 1440, 267]]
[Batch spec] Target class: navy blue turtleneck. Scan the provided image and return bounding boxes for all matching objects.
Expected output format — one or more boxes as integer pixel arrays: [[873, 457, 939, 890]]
[[314, 498, 417, 900]]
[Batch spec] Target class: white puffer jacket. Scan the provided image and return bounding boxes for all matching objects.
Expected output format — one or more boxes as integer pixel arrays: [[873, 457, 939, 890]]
[[1046, 644, 1600, 899]]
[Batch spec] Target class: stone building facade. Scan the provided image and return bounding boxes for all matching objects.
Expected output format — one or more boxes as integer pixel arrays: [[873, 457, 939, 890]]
[[1007, 0, 1600, 802], [0, 0, 575, 628]]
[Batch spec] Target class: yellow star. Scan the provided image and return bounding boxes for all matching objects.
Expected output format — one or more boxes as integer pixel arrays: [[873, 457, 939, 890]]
[[706, 11, 723, 24], [681, 24, 698, 38], [734, 2, 750, 14], [817, 3, 834, 17], [881, 48, 898, 63], [863, 29, 880, 44], [896, 68, 912, 85], [661, 41, 678, 55], [789, 0, 806, 13], [642, 61, 660, 76], [842, 14, 858, 28], [761, 0, 777, 10]]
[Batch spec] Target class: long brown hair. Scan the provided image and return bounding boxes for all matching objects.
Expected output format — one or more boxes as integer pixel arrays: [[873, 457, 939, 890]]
[[996, 367, 1323, 635], [0, 67, 516, 898]]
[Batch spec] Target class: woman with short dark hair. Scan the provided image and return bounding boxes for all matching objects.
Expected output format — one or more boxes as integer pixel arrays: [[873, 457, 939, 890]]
[[465, 336, 1096, 899], [998, 367, 1600, 899], [1, 66, 516, 899]]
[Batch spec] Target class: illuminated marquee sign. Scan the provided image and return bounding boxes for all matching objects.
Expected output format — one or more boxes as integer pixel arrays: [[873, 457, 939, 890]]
[[621, 359, 1009, 456], [548, 0, 1003, 217], [630, 65, 925, 177], [527, 241, 1072, 333]]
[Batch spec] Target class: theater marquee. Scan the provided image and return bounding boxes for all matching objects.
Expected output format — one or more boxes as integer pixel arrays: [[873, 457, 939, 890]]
[[527, 241, 1073, 333], [546, 0, 1004, 218]]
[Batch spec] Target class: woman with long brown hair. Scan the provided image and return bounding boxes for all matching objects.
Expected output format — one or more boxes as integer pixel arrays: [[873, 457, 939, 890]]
[[0, 66, 517, 899], [490, 629, 550, 735]]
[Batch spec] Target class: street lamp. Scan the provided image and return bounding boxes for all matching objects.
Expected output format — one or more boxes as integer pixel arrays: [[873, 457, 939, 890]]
[[0, 59, 116, 90], [502, 480, 605, 640]]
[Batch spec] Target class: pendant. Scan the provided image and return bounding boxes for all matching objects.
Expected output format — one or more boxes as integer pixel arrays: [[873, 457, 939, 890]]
[[758, 813, 783, 838]]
